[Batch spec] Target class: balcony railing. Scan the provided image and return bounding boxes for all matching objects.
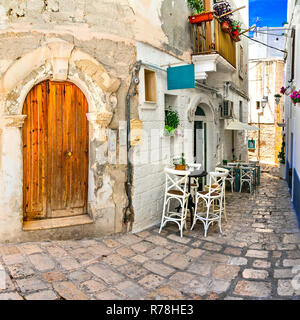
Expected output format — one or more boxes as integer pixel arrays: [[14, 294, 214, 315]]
[[191, 19, 237, 69]]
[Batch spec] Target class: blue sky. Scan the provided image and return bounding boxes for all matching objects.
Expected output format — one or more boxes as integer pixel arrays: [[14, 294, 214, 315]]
[[249, 0, 288, 27]]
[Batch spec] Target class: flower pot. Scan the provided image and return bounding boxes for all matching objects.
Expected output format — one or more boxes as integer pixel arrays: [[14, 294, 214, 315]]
[[230, 32, 240, 42], [221, 21, 231, 33], [175, 164, 186, 171], [189, 11, 214, 24], [279, 162, 285, 179]]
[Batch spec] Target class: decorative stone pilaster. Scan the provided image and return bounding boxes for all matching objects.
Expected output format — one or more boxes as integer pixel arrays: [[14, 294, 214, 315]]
[[3, 115, 27, 128], [0, 115, 27, 239], [86, 111, 113, 142]]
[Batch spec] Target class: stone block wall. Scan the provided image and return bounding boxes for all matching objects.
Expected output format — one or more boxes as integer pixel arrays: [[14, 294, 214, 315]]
[[248, 124, 282, 165]]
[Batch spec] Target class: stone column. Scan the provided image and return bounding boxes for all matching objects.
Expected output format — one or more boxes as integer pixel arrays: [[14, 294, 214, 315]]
[[0, 115, 27, 241]]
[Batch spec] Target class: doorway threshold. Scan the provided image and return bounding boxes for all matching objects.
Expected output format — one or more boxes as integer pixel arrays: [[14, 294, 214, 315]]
[[23, 214, 94, 231]]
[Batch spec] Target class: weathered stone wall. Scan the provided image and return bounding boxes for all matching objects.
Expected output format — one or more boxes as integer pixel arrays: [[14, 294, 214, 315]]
[[248, 59, 285, 165], [131, 0, 192, 61], [248, 124, 280, 165], [0, 0, 250, 241], [0, 0, 139, 242]]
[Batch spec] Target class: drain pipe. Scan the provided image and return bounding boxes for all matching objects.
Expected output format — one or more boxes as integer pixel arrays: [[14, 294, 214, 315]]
[[124, 60, 142, 228]]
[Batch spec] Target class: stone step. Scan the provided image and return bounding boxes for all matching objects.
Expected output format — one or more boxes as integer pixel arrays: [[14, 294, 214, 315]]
[[23, 215, 94, 231]]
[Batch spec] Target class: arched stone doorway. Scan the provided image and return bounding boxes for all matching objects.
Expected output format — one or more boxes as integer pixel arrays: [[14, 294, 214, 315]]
[[0, 40, 126, 242], [193, 103, 216, 173], [22, 80, 89, 221], [194, 106, 207, 170]]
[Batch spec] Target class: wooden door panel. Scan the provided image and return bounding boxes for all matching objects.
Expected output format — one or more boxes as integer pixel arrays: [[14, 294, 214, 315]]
[[23, 80, 88, 220], [71, 85, 89, 209], [23, 81, 48, 220], [48, 81, 88, 217]]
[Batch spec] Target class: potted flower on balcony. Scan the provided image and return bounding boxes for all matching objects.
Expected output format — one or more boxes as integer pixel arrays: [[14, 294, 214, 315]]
[[164, 108, 180, 137], [173, 153, 187, 171], [188, 0, 214, 24], [290, 90, 300, 106], [213, 1, 233, 33], [230, 20, 242, 42]]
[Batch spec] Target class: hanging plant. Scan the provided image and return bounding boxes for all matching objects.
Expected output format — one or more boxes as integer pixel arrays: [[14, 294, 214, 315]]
[[230, 20, 242, 42], [213, 1, 233, 33], [230, 20, 242, 33], [290, 90, 300, 105], [280, 86, 286, 95], [213, 1, 233, 25], [188, 0, 214, 24], [187, 0, 205, 14], [164, 108, 180, 136]]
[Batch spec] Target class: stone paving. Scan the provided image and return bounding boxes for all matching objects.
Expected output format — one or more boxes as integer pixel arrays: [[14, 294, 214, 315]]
[[0, 170, 300, 300]]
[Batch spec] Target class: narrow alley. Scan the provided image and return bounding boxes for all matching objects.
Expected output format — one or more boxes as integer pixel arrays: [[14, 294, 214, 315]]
[[0, 169, 299, 300]]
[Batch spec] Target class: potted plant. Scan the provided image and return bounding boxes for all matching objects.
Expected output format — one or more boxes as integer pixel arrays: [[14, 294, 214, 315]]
[[213, 1, 233, 33], [188, 0, 214, 24], [274, 94, 282, 105], [230, 20, 242, 42], [278, 141, 285, 179], [164, 108, 180, 137], [280, 86, 287, 95], [173, 153, 187, 171], [290, 90, 300, 105]]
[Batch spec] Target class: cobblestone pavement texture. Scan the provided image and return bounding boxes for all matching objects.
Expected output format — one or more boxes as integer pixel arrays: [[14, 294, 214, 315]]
[[0, 171, 300, 300]]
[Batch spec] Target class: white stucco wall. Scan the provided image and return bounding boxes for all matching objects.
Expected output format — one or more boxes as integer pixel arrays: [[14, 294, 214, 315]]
[[285, 0, 300, 175], [132, 39, 248, 233]]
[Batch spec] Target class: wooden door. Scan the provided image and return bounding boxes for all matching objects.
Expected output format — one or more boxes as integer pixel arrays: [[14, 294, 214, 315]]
[[23, 80, 89, 220]]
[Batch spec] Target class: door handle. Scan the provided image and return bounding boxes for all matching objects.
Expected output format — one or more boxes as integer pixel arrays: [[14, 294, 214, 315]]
[[67, 151, 72, 157]]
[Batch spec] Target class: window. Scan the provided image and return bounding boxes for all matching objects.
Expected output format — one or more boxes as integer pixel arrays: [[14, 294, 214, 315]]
[[144, 69, 157, 102], [221, 100, 233, 118], [195, 106, 206, 116], [239, 101, 243, 122]]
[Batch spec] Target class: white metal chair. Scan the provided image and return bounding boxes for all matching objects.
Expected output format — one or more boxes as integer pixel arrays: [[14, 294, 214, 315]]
[[223, 166, 235, 193], [191, 171, 227, 237], [239, 166, 255, 193], [159, 168, 191, 238], [214, 167, 229, 222], [187, 163, 202, 201]]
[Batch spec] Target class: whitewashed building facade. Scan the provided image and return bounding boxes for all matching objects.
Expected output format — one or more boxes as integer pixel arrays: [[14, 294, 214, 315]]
[[0, 0, 249, 242], [284, 0, 300, 226]]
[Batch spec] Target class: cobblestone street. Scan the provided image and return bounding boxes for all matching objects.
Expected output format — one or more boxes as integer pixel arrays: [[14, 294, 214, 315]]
[[0, 170, 300, 300]]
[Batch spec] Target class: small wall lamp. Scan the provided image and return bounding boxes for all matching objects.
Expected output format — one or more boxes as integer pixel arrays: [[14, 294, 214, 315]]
[[274, 94, 282, 105]]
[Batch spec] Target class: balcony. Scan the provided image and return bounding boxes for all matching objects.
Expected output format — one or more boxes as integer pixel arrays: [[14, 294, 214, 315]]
[[191, 19, 237, 80]]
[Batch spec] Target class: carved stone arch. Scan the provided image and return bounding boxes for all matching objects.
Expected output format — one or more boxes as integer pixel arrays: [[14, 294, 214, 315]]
[[0, 39, 121, 139], [187, 93, 218, 124], [0, 39, 127, 242]]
